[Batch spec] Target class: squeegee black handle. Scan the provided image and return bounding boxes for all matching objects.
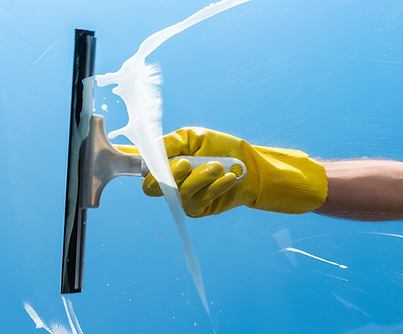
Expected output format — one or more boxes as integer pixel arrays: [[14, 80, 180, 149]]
[[61, 29, 96, 294]]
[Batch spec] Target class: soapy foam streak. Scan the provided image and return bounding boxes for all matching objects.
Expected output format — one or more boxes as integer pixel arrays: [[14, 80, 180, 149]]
[[62, 296, 84, 334], [96, 0, 250, 320], [283, 248, 348, 269], [362, 232, 403, 239], [24, 299, 84, 334], [24, 302, 53, 333]]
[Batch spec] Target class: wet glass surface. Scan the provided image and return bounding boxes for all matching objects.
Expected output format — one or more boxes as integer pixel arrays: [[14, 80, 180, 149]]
[[1, 0, 402, 333]]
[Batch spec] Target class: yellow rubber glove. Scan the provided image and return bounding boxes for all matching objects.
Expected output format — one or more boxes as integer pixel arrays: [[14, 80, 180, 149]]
[[115, 127, 328, 218]]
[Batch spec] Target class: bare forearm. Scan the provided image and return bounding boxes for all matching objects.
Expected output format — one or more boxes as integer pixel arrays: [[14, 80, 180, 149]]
[[314, 160, 403, 221]]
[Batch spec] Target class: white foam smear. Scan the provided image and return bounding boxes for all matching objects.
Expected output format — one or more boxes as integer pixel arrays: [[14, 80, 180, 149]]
[[95, 0, 251, 323], [361, 232, 403, 239], [282, 247, 348, 269], [24, 302, 53, 333], [23, 298, 84, 334], [62, 296, 84, 334]]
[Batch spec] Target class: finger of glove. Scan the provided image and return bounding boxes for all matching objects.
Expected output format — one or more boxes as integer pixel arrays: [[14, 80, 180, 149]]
[[179, 162, 225, 202], [142, 158, 192, 197], [163, 129, 197, 157], [183, 172, 237, 218], [162, 127, 247, 160]]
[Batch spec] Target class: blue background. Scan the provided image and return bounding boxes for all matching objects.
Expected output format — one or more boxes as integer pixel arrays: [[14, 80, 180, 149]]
[[1, 0, 402, 333]]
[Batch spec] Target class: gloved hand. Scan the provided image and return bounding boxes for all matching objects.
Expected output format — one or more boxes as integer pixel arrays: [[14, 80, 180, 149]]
[[115, 127, 328, 218]]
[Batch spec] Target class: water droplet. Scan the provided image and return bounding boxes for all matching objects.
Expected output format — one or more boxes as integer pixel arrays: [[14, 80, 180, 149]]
[[158, 231, 163, 237]]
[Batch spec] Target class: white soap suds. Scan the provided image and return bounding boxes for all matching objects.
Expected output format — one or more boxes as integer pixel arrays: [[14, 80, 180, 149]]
[[361, 232, 403, 239], [96, 0, 250, 323], [62, 296, 84, 334], [282, 248, 348, 269], [24, 302, 53, 333], [24, 299, 84, 334], [101, 104, 108, 111]]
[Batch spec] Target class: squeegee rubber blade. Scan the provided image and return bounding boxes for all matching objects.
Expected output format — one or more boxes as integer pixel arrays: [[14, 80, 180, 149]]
[[61, 29, 96, 294]]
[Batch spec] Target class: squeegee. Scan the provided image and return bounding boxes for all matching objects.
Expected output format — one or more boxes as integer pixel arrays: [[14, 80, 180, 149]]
[[61, 29, 96, 294], [61, 29, 246, 294], [61, 29, 146, 293]]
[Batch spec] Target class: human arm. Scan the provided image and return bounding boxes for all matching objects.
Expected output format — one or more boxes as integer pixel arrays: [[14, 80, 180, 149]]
[[116, 128, 403, 222], [314, 160, 403, 221]]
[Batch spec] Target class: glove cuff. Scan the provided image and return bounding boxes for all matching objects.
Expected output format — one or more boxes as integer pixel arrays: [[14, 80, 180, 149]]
[[248, 146, 328, 214]]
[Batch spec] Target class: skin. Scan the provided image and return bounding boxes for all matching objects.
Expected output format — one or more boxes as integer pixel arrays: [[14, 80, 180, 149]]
[[314, 160, 403, 221]]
